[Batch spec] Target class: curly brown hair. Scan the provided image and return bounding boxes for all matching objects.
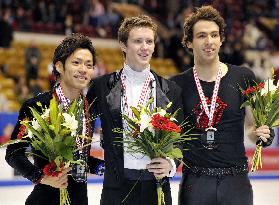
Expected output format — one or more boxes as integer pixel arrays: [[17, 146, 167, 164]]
[[118, 15, 157, 45], [182, 5, 226, 47]]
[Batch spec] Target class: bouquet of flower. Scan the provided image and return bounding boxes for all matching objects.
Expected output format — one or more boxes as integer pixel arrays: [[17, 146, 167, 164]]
[[6, 96, 88, 205], [114, 99, 192, 205], [241, 74, 279, 172]]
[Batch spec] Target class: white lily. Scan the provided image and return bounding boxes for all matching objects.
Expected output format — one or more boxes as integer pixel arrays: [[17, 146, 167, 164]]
[[32, 120, 40, 130], [139, 112, 151, 132], [27, 129, 33, 138], [62, 113, 78, 136], [261, 79, 278, 96], [41, 108, 50, 119]]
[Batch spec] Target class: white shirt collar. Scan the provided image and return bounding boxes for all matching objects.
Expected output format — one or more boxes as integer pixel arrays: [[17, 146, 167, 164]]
[[123, 63, 151, 82]]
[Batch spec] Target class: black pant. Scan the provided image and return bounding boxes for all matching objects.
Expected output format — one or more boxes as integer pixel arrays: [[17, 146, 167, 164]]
[[25, 178, 88, 205], [101, 179, 172, 205], [179, 173, 253, 205]]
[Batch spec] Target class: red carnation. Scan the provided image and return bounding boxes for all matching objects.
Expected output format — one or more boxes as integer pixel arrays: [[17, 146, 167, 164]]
[[151, 114, 181, 133], [151, 114, 170, 130], [43, 161, 62, 177], [17, 125, 26, 139], [165, 121, 181, 133]]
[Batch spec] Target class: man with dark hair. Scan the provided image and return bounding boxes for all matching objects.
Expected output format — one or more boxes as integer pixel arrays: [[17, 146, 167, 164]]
[[6, 33, 104, 205], [170, 5, 274, 205], [87, 15, 183, 205]]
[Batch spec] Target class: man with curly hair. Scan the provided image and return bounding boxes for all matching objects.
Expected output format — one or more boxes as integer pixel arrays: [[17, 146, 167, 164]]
[[170, 5, 274, 205]]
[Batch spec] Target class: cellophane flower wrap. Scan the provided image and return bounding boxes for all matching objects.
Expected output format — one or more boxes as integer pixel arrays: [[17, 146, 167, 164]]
[[241, 74, 279, 172], [114, 99, 192, 205], [6, 95, 89, 205]]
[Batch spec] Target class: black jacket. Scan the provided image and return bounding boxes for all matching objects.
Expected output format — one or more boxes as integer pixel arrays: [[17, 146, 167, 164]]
[[87, 70, 184, 189]]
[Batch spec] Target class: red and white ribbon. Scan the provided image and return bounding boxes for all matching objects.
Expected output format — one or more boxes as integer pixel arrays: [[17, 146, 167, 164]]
[[121, 72, 152, 118], [193, 64, 222, 128], [56, 84, 71, 110]]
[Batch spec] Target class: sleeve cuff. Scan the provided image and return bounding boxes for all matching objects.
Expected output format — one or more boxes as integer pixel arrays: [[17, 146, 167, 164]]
[[31, 169, 44, 184], [95, 162, 105, 176], [257, 128, 275, 148], [166, 157, 176, 178]]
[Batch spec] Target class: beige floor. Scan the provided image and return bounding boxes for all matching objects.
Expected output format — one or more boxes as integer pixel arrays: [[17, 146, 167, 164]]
[[0, 179, 278, 205]]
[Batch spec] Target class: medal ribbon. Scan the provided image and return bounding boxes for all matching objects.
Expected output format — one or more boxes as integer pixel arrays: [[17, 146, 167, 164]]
[[121, 72, 152, 118], [56, 84, 86, 152], [193, 64, 222, 127], [56, 84, 71, 110]]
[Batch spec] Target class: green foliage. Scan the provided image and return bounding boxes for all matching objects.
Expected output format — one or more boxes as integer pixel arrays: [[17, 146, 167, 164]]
[[241, 79, 279, 128], [10, 95, 89, 167], [119, 98, 193, 161]]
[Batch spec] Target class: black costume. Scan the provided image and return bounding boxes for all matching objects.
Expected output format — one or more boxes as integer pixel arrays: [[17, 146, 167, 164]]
[[87, 70, 183, 205], [5, 91, 104, 205], [171, 64, 257, 205]]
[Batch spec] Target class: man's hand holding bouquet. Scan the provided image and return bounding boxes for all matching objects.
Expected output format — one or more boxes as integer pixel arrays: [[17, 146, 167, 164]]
[[114, 99, 192, 205], [241, 73, 279, 171]]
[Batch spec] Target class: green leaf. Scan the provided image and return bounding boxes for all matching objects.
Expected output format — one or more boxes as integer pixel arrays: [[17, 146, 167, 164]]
[[36, 102, 43, 107], [130, 106, 140, 119], [22, 122, 45, 142], [63, 135, 75, 147], [0, 139, 29, 148], [49, 125, 55, 131], [269, 110, 279, 127], [166, 101, 172, 109], [122, 115, 137, 130], [54, 112, 62, 136], [59, 128, 71, 137], [54, 156, 64, 168], [68, 99, 78, 115], [266, 96, 279, 126], [31, 140, 52, 161], [170, 108, 181, 119], [29, 107, 51, 137], [272, 119, 279, 127], [167, 148, 183, 159], [146, 98, 154, 108], [112, 127, 124, 134], [54, 140, 74, 161], [49, 97, 58, 126], [161, 142, 173, 153]]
